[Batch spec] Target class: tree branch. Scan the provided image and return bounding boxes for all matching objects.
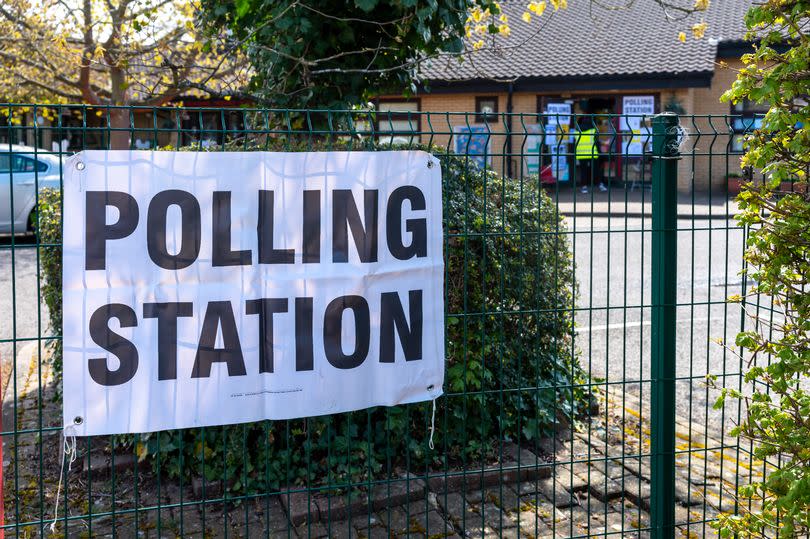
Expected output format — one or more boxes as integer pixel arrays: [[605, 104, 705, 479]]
[[79, 0, 102, 105]]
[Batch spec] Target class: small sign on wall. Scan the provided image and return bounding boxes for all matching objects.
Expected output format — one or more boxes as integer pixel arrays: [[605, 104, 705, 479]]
[[62, 150, 445, 435], [621, 96, 655, 155], [453, 125, 491, 169], [621, 95, 655, 129]]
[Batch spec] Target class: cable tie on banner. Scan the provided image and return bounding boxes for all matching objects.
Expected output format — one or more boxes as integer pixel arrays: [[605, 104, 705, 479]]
[[428, 398, 437, 451], [50, 425, 77, 533]]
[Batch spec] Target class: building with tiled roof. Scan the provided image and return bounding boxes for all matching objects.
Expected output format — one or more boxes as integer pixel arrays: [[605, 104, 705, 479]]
[[377, 0, 759, 192], [421, 1, 749, 86]]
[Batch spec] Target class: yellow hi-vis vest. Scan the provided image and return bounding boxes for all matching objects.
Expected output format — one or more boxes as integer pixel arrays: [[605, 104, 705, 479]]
[[575, 128, 598, 160]]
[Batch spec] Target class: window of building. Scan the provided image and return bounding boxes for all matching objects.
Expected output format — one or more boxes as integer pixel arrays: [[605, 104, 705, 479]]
[[375, 100, 420, 145], [731, 98, 769, 153], [475, 96, 499, 123]]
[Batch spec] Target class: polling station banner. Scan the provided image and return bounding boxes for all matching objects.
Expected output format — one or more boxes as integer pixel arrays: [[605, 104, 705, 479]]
[[62, 150, 445, 436]]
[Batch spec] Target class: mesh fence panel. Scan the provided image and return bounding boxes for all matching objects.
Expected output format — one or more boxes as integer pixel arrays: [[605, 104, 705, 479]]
[[0, 104, 779, 538]]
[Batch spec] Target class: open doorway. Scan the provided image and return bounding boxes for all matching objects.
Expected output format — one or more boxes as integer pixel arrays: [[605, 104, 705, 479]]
[[574, 97, 620, 184], [539, 94, 659, 188]]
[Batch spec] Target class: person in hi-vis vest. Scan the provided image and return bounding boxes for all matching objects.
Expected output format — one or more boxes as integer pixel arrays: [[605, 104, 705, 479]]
[[574, 117, 606, 194]]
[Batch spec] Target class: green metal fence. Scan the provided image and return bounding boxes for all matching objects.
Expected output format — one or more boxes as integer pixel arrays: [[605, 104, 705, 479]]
[[0, 104, 776, 538]]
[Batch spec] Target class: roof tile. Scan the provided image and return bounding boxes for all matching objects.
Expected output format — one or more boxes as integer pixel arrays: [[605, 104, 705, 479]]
[[419, 0, 753, 81]]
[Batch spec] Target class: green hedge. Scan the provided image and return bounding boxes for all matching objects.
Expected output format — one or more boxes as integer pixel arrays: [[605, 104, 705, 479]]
[[38, 143, 585, 495], [38, 187, 63, 375]]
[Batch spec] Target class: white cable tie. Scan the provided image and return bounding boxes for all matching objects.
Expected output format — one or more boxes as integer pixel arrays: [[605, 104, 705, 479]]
[[50, 426, 77, 533], [428, 398, 437, 451]]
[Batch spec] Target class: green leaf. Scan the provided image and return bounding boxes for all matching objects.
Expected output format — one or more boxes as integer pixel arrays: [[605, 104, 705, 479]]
[[354, 0, 378, 11], [235, 0, 251, 19]]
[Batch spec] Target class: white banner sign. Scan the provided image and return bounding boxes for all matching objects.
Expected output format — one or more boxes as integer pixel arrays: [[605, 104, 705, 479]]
[[63, 150, 445, 435], [620, 95, 655, 132], [544, 103, 571, 126], [621, 96, 655, 155]]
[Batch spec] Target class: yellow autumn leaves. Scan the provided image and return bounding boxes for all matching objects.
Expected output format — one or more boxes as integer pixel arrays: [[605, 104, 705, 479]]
[[467, 1, 565, 50], [0, 0, 248, 107], [678, 21, 708, 42], [518, 1, 553, 26], [692, 21, 708, 38], [679, 0, 710, 42], [527, 0, 550, 19]]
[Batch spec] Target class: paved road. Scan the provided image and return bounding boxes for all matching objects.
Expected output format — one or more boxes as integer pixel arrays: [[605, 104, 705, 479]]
[[0, 201, 756, 438], [568, 212, 756, 437], [0, 236, 52, 398]]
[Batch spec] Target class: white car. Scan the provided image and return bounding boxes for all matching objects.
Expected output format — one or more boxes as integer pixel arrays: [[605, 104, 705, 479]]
[[0, 145, 62, 234]]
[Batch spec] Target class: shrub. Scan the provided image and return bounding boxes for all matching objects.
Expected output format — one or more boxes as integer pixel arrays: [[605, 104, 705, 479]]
[[38, 187, 63, 373], [39, 143, 585, 495], [714, 192, 810, 536], [714, 1, 810, 535]]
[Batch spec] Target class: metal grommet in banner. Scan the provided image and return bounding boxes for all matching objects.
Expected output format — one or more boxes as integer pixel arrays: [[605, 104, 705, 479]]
[[75, 161, 86, 171], [427, 384, 435, 392], [73, 416, 83, 425], [426, 160, 434, 169]]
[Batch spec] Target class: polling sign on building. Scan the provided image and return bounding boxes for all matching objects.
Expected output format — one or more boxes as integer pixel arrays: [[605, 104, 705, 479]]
[[62, 151, 445, 436], [621, 96, 655, 156]]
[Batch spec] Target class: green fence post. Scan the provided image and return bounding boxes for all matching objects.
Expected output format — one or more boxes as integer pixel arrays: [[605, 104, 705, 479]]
[[651, 112, 679, 539]]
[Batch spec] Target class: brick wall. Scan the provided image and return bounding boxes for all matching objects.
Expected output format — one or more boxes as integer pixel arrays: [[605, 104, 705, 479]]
[[417, 93, 511, 176], [380, 61, 745, 192], [683, 59, 744, 193]]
